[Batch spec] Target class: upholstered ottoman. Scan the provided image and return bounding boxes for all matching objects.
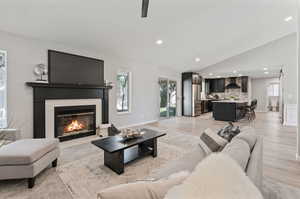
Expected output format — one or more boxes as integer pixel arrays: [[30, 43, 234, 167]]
[[0, 138, 59, 188]]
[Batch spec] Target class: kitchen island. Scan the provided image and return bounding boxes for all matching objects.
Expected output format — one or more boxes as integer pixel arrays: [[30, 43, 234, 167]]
[[212, 100, 248, 122]]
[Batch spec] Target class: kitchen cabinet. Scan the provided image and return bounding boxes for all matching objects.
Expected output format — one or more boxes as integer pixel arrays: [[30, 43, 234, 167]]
[[209, 78, 225, 93], [205, 79, 210, 94], [217, 79, 225, 92], [241, 76, 248, 93], [212, 101, 247, 122], [201, 100, 213, 113]]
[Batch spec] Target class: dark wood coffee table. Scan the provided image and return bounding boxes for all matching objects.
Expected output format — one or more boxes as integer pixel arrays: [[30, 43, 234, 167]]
[[91, 128, 166, 174]]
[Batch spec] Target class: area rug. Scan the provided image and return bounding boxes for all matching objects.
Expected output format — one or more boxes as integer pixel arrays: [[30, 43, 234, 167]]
[[0, 167, 72, 199], [1, 128, 300, 199], [0, 130, 198, 199], [57, 141, 188, 199]]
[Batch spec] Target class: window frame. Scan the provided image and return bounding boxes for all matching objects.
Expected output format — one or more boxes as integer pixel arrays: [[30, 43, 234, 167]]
[[0, 50, 7, 128], [268, 83, 279, 97], [116, 71, 132, 114]]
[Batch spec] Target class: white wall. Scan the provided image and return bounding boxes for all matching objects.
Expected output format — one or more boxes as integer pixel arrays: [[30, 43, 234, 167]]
[[251, 78, 279, 112], [297, 0, 300, 158], [0, 31, 181, 138], [199, 33, 297, 124], [110, 63, 181, 129]]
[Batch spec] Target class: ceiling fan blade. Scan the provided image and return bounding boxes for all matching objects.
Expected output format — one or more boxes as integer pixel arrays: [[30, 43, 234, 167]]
[[141, 0, 149, 18]]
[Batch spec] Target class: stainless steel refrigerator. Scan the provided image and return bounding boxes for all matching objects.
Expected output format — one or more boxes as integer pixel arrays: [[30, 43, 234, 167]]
[[182, 72, 202, 117]]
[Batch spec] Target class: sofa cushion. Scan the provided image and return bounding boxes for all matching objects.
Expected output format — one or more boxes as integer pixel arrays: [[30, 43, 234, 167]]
[[164, 154, 263, 199], [221, 138, 250, 170], [0, 138, 59, 166], [150, 147, 206, 179], [234, 127, 257, 150], [98, 171, 190, 199], [199, 128, 228, 155]]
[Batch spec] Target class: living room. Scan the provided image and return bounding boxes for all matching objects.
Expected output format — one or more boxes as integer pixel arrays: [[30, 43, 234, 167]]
[[0, 0, 300, 199]]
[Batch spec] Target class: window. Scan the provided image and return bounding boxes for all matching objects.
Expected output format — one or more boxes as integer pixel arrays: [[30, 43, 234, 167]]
[[116, 72, 130, 113], [267, 83, 279, 97], [0, 50, 7, 128]]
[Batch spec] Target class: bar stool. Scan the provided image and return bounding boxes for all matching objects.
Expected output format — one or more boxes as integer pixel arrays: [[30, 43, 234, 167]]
[[245, 99, 257, 121]]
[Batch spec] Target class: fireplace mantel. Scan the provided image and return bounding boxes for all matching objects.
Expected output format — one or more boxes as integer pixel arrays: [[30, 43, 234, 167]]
[[26, 82, 113, 89], [26, 82, 112, 139]]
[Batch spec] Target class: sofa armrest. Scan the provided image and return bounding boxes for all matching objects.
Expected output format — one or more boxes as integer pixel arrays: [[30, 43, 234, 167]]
[[0, 129, 21, 141]]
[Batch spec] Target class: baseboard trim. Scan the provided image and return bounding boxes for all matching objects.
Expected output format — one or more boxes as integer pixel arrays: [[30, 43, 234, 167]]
[[283, 122, 297, 127], [296, 153, 300, 161], [118, 120, 158, 129]]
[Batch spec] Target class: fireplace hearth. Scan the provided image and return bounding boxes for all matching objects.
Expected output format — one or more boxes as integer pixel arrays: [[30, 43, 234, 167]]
[[55, 105, 96, 141]]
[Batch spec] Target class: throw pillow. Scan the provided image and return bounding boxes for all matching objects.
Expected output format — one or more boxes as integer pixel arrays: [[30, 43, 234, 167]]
[[221, 139, 251, 170], [235, 127, 257, 150], [97, 171, 190, 199], [199, 128, 228, 154], [164, 154, 263, 199], [218, 122, 241, 141]]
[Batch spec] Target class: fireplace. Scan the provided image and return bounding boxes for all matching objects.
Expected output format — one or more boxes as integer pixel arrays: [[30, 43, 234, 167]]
[[26, 82, 111, 139], [54, 105, 96, 141]]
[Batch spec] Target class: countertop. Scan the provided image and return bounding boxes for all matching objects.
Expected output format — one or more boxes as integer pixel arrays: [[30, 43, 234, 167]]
[[212, 100, 248, 104]]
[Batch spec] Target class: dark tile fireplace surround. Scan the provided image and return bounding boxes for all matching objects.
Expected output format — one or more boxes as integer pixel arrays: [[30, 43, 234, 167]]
[[26, 82, 112, 141]]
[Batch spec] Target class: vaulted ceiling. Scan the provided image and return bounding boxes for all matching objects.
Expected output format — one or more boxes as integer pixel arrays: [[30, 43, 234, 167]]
[[0, 0, 297, 71]]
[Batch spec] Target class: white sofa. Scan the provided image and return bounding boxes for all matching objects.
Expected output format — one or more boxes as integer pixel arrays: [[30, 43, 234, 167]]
[[151, 127, 263, 191]]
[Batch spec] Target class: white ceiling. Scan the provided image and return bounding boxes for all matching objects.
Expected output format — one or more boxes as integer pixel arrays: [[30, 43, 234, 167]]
[[0, 0, 297, 71], [201, 65, 282, 79]]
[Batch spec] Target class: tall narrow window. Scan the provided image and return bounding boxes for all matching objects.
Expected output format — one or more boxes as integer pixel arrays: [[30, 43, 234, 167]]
[[116, 72, 130, 113], [0, 50, 7, 128], [267, 83, 279, 97]]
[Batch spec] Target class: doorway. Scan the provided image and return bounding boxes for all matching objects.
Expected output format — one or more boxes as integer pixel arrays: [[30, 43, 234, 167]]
[[267, 82, 280, 112], [159, 78, 177, 118]]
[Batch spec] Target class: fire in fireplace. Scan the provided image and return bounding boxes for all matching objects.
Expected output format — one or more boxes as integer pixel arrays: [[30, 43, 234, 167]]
[[64, 120, 85, 133], [54, 105, 96, 141]]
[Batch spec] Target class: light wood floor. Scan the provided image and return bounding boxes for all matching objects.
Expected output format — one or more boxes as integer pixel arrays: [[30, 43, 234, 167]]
[[148, 112, 300, 189]]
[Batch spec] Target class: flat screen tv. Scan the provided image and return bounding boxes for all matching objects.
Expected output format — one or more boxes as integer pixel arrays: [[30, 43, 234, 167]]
[[48, 50, 104, 85]]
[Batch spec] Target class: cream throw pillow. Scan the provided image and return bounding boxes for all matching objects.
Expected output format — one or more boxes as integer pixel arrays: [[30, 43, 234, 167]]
[[164, 154, 263, 199], [97, 171, 190, 199]]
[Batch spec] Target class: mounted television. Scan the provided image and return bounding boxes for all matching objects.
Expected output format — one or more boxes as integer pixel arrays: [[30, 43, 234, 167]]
[[48, 50, 104, 85]]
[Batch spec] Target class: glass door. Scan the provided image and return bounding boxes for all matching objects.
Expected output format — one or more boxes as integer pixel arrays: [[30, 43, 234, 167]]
[[159, 79, 168, 118], [159, 78, 177, 118], [168, 80, 177, 117]]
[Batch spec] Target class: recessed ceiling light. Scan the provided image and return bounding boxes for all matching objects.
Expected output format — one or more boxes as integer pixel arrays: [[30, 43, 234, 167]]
[[238, 74, 243, 76], [195, 58, 201, 62], [263, 67, 268, 71], [233, 70, 237, 74], [209, 73, 213, 76], [264, 71, 269, 74], [285, 16, 293, 22], [156, 40, 163, 45], [217, 76, 221, 78]]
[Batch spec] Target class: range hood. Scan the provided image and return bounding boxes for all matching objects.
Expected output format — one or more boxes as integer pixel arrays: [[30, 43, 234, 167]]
[[226, 77, 240, 89]]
